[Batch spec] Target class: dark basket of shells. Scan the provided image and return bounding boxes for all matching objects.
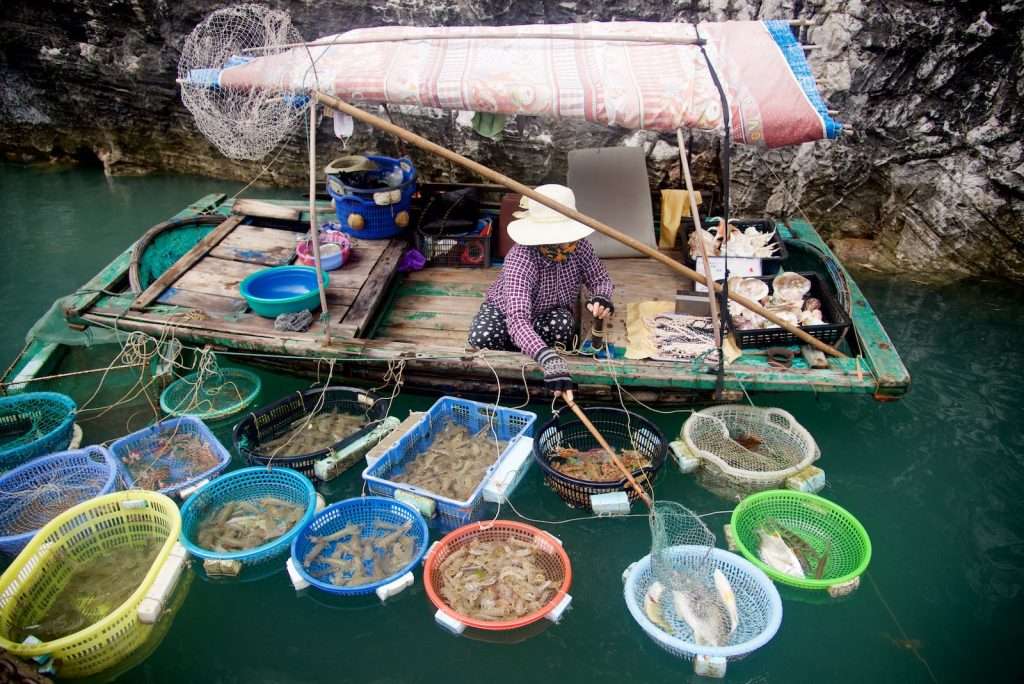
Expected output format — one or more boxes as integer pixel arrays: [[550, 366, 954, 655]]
[[533, 407, 667, 511], [233, 386, 386, 481]]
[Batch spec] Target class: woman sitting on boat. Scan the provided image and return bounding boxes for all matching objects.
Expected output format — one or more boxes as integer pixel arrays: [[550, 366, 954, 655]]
[[467, 184, 614, 394]]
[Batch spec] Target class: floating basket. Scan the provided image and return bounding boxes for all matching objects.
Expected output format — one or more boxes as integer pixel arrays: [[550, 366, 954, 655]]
[[160, 368, 262, 422], [109, 416, 232, 499], [234, 386, 386, 481], [680, 406, 819, 491], [0, 491, 183, 678], [623, 546, 782, 675], [362, 396, 536, 532], [180, 467, 317, 571], [0, 392, 77, 471], [423, 521, 572, 633], [0, 446, 121, 556], [533, 407, 667, 511], [730, 490, 871, 593], [290, 496, 429, 597]]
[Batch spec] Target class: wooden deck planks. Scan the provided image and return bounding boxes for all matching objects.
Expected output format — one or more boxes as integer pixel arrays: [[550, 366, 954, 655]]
[[210, 225, 299, 266], [339, 240, 406, 337]]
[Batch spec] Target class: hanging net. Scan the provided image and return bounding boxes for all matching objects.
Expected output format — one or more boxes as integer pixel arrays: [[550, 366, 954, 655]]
[[160, 367, 262, 422], [681, 405, 819, 493], [621, 501, 781, 664], [178, 4, 308, 161]]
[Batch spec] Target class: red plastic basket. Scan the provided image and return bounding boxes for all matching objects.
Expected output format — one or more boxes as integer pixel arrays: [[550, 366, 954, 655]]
[[423, 521, 572, 631]]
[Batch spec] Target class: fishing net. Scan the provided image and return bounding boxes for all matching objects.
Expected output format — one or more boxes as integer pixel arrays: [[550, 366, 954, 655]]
[[622, 500, 782, 668], [0, 392, 77, 471], [681, 405, 819, 492], [0, 446, 120, 556], [178, 4, 308, 161], [27, 297, 123, 347], [160, 367, 262, 421]]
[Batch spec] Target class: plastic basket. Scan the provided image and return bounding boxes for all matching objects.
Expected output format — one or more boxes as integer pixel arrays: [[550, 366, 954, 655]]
[[730, 490, 872, 591], [0, 392, 77, 471], [109, 416, 232, 499], [290, 496, 429, 596], [623, 547, 782, 666], [0, 490, 181, 678], [362, 397, 536, 532], [533, 407, 667, 511], [234, 386, 386, 482], [689, 218, 789, 265], [159, 368, 262, 421], [416, 217, 493, 268], [722, 272, 851, 348], [0, 446, 121, 556], [326, 156, 416, 240], [180, 467, 317, 568], [424, 521, 572, 631]]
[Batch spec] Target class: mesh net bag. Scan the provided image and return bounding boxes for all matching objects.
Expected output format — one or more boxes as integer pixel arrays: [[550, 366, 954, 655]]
[[622, 501, 782, 665], [682, 405, 819, 492], [160, 367, 262, 421], [178, 4, 307, 161]]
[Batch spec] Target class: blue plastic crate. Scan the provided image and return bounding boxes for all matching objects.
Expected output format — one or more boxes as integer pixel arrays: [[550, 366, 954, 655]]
[[326, 155, 416, 240], [0, 446, 120, 556], [291, 496, 429, 596], [179, 466, 317, 569], [109, 416, 232, 499], [0, 392, 77, 472], [361, 397, 536, 532]]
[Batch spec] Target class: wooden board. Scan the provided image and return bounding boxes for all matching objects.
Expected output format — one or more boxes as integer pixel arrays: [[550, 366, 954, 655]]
[[131, 214, 244, 310], [339, 240, 406, 337], [157, 287, 248, 315], [231, 198, 301, 221], [172, 256, 263, 300], [210, 225, 299, 265]]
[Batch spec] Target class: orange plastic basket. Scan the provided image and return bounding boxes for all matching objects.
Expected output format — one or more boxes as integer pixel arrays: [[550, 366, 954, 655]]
[[423, 520, 572, 631]]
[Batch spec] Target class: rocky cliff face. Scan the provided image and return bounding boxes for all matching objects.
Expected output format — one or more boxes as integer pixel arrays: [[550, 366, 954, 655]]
[[1, 0, 1021, 282]]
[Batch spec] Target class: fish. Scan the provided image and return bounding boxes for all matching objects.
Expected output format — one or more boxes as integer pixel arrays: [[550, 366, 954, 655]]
[[713, 569, 738, 636], [758, 530, 806, 579], [643, 581, 671, 632], [814, 540, 832, 580], [671, 583, 729, 647]]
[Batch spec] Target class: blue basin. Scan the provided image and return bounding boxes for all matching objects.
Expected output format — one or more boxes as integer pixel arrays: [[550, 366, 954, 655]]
[[239, 266, 329, 318]]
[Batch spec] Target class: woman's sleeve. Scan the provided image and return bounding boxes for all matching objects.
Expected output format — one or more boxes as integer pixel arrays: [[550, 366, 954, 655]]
[[502, 250, 547, 360], [578, 239, 614, 301]]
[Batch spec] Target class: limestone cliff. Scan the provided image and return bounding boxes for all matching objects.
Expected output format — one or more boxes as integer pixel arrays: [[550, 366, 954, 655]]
[[1, 0, 1021, 281]]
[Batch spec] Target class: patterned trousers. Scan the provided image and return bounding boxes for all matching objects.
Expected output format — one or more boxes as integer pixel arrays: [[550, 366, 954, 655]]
[[467, 302, 576, 352]]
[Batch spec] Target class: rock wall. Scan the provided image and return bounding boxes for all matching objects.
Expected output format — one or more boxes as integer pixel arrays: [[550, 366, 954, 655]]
[[1, 0, 1021, 281]]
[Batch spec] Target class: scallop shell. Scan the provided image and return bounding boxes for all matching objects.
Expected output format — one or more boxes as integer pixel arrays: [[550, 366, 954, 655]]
[[728, 276, 770, 302], [772, 271, 811, 303]]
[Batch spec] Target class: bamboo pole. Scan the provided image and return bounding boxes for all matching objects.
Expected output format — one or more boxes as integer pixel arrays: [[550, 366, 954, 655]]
[[564, 399, 653, 508], [676, 128, 721, 347], [312, 91, 847, 359], [308, 104, 331, 345]]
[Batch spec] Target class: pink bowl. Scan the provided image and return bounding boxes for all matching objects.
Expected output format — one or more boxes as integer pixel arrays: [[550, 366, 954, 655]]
[[295, 231, 351, 270]]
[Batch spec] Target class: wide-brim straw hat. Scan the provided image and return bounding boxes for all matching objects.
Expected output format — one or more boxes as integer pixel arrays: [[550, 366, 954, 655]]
[[507, 184, 594, 246]]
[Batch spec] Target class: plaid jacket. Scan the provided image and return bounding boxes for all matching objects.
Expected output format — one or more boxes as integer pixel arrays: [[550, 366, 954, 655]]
[[485, 239, 614, 359]]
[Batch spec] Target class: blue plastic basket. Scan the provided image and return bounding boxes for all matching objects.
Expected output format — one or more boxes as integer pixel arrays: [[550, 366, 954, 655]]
[[0, 392, 77, 472], [0, 446, 120, 555], [362, 397, 536, 532], [326, 156, 416, 240], [109, 416, 232, 499], [291, 496, 429, 596], [179, 466, 317, 568]]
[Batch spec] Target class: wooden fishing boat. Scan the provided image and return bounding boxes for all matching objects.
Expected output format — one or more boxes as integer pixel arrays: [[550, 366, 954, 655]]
[[1, 188, 908, 404]]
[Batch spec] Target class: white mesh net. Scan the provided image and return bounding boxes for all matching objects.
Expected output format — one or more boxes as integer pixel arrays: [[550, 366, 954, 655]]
[[682, 405, 819, 491], [178, 4, 307, 161]]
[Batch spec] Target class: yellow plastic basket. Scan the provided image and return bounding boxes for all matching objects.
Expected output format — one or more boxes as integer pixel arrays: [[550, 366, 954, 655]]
[[0, 490, 181, 678]]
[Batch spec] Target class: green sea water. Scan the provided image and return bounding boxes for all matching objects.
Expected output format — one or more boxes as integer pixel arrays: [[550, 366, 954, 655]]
[[1, 164, 1022, 683]]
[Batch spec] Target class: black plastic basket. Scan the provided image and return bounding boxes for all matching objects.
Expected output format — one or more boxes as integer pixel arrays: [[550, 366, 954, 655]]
[[722, 271, 851, 348], [686, 218, 788, 268], [533, 407, 667, 511], [415, 216, 493, 268], [233, 386, 386, 481]]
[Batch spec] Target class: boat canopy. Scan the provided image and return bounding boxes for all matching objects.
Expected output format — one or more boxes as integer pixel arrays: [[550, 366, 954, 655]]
[[216, 20, 841, 148]]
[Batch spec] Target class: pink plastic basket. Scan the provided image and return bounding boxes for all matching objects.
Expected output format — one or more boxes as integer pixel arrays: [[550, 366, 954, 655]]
[[295, 232, 351, 270]]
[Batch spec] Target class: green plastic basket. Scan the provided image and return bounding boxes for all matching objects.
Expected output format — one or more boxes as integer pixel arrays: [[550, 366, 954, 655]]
[[730, 490, 871, 591], [160, 368, 262, 421]]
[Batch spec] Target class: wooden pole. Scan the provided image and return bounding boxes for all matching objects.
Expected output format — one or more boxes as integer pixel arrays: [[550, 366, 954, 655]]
[[676, 128, 721, 347], [313, 91, 846, 359], [564, 399, 653, 508], [309, 104, 331, 345]]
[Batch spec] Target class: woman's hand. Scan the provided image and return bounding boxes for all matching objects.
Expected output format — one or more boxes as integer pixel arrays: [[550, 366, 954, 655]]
[[538, 348, 573, 394], [587, 296, 614, 321]]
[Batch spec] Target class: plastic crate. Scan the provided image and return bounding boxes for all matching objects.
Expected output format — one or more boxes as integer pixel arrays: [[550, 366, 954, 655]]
[[109, 416, 232, 499], [179, 467, 317, 569], [0, 446, 120, 556], [0, 491, 183, 678], [326, 156, 416, 240], [533, 407, 667, 511], [722, 272, 851, 348], [0, 392, 76, 472], [290, 496, 430, 596], [234, 386, 386, 482], [362, 397, 536, 532], [416, 217, 493, 268]]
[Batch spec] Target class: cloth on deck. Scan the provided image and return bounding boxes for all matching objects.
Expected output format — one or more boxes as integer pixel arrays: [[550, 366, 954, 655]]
[[217, 20, 842, 148], [659, 189, 701, 249]]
